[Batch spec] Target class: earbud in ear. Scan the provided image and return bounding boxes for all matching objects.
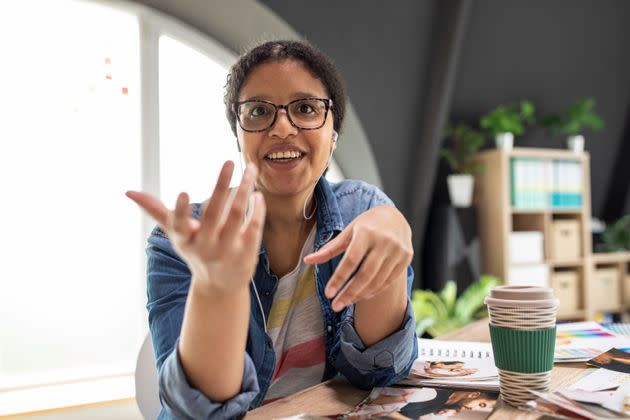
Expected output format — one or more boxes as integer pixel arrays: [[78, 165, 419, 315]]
[[332, 131, 338, 143]]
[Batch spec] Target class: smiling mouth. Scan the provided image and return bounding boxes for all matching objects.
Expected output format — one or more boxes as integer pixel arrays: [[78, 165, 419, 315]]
[[264, 151, 304, 162]]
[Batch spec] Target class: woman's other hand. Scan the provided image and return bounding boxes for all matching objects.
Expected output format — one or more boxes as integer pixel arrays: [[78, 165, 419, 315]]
[[126, 161, 266, 297], [303, 205, 413, 312]]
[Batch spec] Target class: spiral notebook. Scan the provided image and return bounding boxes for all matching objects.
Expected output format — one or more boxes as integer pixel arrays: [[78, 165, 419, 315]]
[[399, 339, 499, 391], [416, 338, 494, 360]]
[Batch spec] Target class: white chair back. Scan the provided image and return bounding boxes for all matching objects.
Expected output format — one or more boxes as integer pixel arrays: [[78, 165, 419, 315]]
[[135, 334, 161, 420]]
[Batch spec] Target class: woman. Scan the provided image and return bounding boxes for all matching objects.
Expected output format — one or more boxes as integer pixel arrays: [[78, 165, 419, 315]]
[[354, 387, 438, 417], [127, 40, 417, 419], [421, 361, 478, 378], [400, 390, 497, 419]]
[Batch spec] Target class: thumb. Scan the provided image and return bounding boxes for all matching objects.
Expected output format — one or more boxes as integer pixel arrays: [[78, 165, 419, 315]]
[[304, 227, 352, 265]]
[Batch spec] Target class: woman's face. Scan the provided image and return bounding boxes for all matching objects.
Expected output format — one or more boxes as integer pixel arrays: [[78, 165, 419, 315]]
[[431, 361, 464, 370], [236, 59, 335, 198], [461, 397, 496, 410]]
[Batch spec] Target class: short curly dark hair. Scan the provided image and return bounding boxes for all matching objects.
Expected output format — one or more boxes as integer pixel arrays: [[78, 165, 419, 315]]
[[224, 40, 346, 137]]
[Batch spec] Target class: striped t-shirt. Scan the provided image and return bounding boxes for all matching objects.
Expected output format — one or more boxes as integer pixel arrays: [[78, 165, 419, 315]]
[[263, 226, 325, 403]]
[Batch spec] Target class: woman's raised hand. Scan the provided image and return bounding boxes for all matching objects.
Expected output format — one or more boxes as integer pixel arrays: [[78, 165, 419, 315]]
[[126, 161, 266, 296], [303, 205, 413, 311]]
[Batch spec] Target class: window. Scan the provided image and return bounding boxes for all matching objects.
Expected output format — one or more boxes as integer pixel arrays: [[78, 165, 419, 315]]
[[159, 35, 240, 205], [0, 0, 345, 415], [0, 0, 142, 413]]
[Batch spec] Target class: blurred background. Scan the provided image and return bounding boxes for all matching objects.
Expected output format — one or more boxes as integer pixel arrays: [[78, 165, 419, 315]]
[[1, 0, 629, 418]]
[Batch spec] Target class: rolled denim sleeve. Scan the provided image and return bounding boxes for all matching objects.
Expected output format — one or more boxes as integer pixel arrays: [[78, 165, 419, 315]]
[[333, 266, 418, 389], [147, 226, 260, 419], [158, 339, 259, 419]]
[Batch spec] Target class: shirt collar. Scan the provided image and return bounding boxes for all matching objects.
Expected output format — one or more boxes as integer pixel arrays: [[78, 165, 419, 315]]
[[258, 176, 344, 256], [313, 176, 345, 250]]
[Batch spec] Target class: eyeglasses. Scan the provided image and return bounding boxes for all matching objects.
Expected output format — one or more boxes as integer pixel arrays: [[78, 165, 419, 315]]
[[233, 97, 333, 132]]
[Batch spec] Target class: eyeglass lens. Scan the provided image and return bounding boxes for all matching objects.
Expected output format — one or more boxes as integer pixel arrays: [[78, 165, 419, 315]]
[[237, 99, 328, 131]]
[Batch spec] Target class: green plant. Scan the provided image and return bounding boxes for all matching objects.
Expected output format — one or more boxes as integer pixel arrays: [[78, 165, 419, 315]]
[[479, 100, 535, 137], [440, 122, 486, 175], [411, 275, 500, 338], [603, 215, 630, 252], [541, 97, 604, 137]]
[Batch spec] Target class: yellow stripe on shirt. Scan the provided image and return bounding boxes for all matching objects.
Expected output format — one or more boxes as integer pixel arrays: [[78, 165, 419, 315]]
[[267, 267, 317, 330]]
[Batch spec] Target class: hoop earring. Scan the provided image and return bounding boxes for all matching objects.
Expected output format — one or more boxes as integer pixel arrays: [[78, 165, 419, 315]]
[[303, 191, 317, 220]]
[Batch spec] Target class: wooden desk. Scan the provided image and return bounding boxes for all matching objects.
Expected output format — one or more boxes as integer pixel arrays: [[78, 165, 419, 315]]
[[246, 319, 591, 419]]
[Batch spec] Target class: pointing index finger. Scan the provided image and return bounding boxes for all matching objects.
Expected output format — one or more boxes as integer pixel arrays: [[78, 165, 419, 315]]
[[125, 190, 169, 227], [303, 230, 350, 265]]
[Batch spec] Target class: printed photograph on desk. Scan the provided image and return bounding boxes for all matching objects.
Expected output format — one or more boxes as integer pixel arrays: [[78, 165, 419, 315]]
[[554, 321, 630, 362], [522, 399, 586, 419], [410, 359, 497, 380], [527, 389, 627, 419], [588, 348, 630, 374], [346, 387, 498, 419], [569, 367, 630, 391]]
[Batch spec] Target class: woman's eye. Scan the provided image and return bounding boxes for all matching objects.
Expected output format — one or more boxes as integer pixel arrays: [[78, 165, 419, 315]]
[[298, 103, 315, 114], [250, 106, 267, 117]]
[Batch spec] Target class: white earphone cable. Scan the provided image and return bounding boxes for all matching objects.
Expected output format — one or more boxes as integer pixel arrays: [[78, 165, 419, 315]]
[[237, 146, 268, 335], [243, 130, 337, 335], [250, 279, 268, 334]]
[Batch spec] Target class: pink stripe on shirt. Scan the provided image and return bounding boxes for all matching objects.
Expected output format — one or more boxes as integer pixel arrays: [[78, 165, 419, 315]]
[[272, 336, 326, 381]]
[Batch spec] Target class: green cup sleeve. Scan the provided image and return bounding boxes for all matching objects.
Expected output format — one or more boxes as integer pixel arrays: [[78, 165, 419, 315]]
[[489, 324, 556, 373]]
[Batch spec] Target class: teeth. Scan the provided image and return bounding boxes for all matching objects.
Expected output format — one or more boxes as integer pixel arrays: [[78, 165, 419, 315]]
[[267, 151, 302, 160]]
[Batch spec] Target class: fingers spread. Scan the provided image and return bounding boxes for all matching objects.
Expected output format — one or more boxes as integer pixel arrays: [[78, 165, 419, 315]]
[[169, 192, 196, 244], [220, 163, 257, 240], [200, 161, 235, 235], [125, 190, 169, 227], [243, 192, 266, 252]]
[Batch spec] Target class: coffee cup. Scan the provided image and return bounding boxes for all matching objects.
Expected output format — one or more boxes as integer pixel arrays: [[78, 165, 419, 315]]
[[484, 285, 559, 406]]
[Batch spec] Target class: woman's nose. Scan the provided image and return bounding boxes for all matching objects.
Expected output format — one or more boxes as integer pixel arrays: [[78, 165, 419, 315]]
[[268, 109, 298, 138]]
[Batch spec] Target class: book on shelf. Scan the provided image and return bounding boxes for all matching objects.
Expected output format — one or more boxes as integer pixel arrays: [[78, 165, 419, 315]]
[[510, 157, 582, 210], [551, 159, 583, 208]]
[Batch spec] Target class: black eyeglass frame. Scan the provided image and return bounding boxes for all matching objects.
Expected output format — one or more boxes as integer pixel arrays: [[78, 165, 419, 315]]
[[232, 97, 333, 132]]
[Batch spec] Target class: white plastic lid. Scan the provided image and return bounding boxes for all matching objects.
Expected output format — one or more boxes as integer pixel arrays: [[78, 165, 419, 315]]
[[484, 285, 558, 308]]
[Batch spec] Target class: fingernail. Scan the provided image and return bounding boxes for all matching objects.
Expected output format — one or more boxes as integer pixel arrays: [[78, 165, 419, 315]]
[[332, 301, 343, 312], [325, 287, 336, 299]]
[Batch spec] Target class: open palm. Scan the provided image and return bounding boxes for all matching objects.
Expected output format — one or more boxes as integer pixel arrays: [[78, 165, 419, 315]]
[[126, 161, 265, 296]]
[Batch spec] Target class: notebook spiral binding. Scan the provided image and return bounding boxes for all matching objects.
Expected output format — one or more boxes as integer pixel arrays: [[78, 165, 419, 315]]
[[420, 347, 491, 359]]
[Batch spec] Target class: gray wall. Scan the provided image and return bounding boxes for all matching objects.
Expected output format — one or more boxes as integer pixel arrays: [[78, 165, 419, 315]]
[[261, 0, 437, 210], [449, 0, 630, 219], [264, 0, 630, 287], [133, 0, 630, 287]]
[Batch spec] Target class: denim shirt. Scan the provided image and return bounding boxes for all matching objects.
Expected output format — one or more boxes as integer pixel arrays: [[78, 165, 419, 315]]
[[146, 177, 418, 419]]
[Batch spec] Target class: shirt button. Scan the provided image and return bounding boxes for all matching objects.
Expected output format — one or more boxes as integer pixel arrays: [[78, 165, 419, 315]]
[[327, 325, 332, 334], [264, 290, 271, 297]]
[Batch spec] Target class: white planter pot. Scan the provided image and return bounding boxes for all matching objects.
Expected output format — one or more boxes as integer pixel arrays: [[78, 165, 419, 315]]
[[495, 132, 514, 150], [447, 174, 474, 207], [567, 135, 584, 153]]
